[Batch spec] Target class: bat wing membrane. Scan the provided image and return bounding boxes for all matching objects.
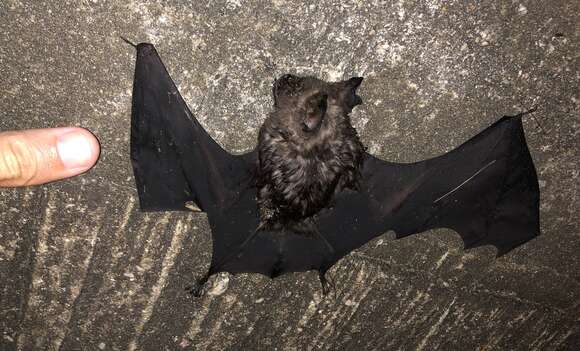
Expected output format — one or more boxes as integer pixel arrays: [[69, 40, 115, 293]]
[[129, 43, 252, 213], [363, 115, 540, 256]]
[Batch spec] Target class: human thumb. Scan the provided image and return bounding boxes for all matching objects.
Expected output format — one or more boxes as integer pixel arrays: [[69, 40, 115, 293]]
[[0, 127, 100, 187]]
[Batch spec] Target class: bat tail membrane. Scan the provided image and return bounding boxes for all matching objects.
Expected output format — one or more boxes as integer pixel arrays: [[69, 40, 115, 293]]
[[128, 42, 251, 213]]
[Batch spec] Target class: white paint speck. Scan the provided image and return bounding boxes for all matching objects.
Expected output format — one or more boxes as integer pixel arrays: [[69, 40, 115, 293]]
[[435, 251, 450, 268], [376, 42, 405, 67], [334, 31, 351, 43], [397, 0, 406, 21], [226, 0, 242, 10], [324, 61, 345, 81]]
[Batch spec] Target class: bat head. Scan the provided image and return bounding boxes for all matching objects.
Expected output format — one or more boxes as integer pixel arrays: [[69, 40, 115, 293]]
[[272, 74, 363, 134]]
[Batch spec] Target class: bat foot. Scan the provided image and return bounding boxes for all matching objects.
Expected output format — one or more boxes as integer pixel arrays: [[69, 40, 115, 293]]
[[186, 274, 210, 297]]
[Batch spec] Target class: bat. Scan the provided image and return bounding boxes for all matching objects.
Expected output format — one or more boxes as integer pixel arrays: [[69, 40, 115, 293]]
[[126, 41, 540, 295]]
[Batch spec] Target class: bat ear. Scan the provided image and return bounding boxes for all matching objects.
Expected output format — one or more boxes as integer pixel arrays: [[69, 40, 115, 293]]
[[273, 74, 302, 106], [337, 76, 364, 111], [346, 76, 363, 89], [302, 93, 328, 132]]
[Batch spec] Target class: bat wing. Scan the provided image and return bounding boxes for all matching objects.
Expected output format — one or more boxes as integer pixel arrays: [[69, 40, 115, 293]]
[[362, 113, 540, 256], [129, 43, 253, 213]]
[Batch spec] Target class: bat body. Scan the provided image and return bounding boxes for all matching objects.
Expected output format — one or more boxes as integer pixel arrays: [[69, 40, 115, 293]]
[[128, 42, 540, 294], [257, 74, 365, 231]]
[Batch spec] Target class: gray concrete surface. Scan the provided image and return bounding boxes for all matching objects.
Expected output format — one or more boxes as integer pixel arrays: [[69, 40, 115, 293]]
[[0, 0, 578, 350]]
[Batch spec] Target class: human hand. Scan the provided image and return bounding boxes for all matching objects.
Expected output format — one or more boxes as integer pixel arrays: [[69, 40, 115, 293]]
[[0, 127, 100, 187]]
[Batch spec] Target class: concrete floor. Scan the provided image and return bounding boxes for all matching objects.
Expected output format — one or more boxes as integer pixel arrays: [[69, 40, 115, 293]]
[[0, 1, 578, 350]]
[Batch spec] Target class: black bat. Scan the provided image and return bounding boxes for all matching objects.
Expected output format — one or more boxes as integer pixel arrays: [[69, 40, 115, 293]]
[[127, 41, 540, 295]]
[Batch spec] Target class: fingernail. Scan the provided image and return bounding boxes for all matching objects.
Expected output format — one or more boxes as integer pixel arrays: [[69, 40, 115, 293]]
[[57, 132, 94, 169]]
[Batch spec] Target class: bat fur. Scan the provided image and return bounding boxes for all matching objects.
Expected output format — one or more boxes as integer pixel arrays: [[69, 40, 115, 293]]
[[257, 74, 366, 231]]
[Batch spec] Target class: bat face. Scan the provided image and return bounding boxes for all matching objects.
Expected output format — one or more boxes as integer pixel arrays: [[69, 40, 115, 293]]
[[271, 74, 363, 136], [257, 74, 366, 230]]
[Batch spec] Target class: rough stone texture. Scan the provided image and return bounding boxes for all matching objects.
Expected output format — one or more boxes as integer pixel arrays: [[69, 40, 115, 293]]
[[0, 0, 578, 350]]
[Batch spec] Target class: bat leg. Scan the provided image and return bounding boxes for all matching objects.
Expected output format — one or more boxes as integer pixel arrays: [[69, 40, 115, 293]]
[[301, 217, 336, 256], [185, 271, 211, 297]]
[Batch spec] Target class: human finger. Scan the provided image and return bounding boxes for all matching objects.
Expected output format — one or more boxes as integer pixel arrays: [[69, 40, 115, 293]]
[[0, 127, 100, 187]]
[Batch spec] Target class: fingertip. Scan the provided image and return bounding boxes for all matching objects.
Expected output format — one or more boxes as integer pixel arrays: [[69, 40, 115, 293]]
[[76, 127, 101, 168], [56, 128, 100, 173]]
